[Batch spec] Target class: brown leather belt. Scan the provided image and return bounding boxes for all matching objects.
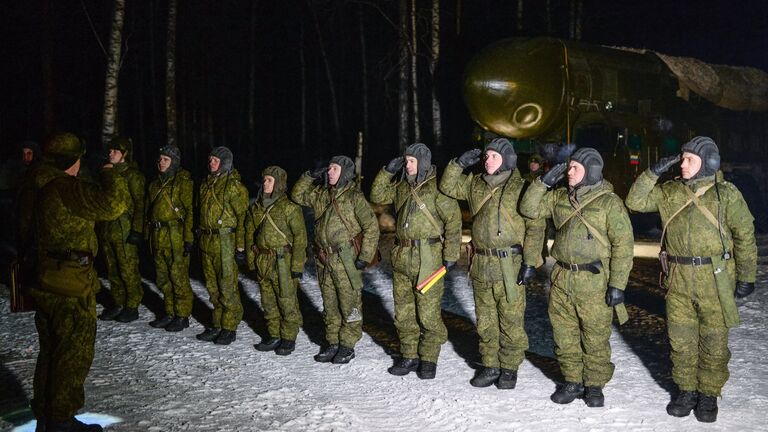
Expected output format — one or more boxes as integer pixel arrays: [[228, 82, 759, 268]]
[[556, 260, 602, 274], [318, 238, 355, 255], [252, 245, 292, 255], [395, 237, 442, 247], [198, 227, 236, 235], [475, 244, 523, 258], [150, 219, 182, 229], [46, 249, 94, 266], [668, 255, 712, 266]]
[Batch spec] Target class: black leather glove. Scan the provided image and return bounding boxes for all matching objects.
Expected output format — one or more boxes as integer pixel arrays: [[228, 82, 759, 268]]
[[291, 271, 302, 279], [443, 260, 456, 272], [541, 163, 567, 188], [309, 166, 327, 179], [456, 149, 483, 169], [516, 264, 536, 286], [126, 230, 143, 246], [183, 241, 194, 257], [235, 250, 248, 266], [385, 156, 405, 174], [354, 259, 368, 270], [735, 281, 755, 298], [605, 286, 625, 307], [650, 155, 681, 177]]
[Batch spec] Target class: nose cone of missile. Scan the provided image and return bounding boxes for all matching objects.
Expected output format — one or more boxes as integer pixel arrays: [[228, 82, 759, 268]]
[[463, 38, 566, 139]]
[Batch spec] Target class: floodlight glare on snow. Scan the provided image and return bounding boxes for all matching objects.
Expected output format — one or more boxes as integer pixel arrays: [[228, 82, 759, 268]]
[[12, 413, 122, 432]]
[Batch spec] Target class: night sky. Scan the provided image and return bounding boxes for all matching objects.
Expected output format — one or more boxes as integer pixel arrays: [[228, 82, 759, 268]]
[[1, 0, 766, 189]]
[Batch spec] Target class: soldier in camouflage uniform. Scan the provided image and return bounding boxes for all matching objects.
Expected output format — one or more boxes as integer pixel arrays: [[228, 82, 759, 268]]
[[520, 147, 633, 407], [246, 166, 308, 356], [371, 143, 461, 379], [195, 146, 249, 345], [98, 137, 146, 323], [291, 155, 379, 364], [440, 138, 546, 389], [625, 137, 757, 423], [145, 145, 195, 332], [31, 132, 128, 432], [523, 154, 544, 183]]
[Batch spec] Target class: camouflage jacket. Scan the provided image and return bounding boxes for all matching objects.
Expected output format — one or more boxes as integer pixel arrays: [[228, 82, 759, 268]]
[[521, 179, 634, 289], [101, 163, 145, 242], [440, 160, 546, 267], [245, 195, 308, 273], [370, 166, 461, 262], [198, 169, 249, 250], [16, 162, 62, 250], [291, 173, 379, 263], [626, 169, 756, 283], [146, 169, 194, 246]]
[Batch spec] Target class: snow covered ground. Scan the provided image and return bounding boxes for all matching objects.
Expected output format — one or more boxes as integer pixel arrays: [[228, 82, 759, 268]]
[[1, 235, 767, 432]]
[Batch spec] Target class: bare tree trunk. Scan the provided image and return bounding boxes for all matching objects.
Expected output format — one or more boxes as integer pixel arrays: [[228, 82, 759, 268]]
[[410, 0, 420, 143], [41, 0, 55, 135], [517, 0, 523, 33], [299, 21, 307, 151], [546, 0, 552, 34], [455, 0, 461, 36], [149, 0, 160, 146], [309, 3, 342, 148], [358, 5, 369, 144], [166, 0, 178, 147], [575, 0, 583, 40], [398, 0, 409, 151], [101, 0, 126, 145], [430, 0, 442, 147], [248, 1, 257, 147]]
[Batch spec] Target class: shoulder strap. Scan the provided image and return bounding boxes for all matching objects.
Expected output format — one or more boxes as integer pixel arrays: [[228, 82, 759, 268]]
[[330, 189, 358, 236], [408, 186, 444, 240], [471, 185, 501, 216], [556, 189, 610, 230], [660, 183, 715, 248], [264, 204, 290, 245]]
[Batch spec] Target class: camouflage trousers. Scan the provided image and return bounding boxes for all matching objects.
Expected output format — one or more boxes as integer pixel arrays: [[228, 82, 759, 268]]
[[201, 245, 243, 331], [666, 263, 731, 396], [31, 289, 97, 421], [317, 250, 363, 348], [102, 238, 143, 308], [472, 278, 528, 370], [549, 265, 614, 387], [154, 247, 194, 318], [257, 265, 303, 341]]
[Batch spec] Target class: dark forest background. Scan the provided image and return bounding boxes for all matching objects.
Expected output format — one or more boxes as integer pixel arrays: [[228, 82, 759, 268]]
[[1, 0, 766, 191]]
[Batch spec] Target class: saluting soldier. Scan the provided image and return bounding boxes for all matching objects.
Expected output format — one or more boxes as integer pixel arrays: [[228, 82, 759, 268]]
[[440, 138, 546, 389], [371, 143, 461, 379], [291, 155, 379, 364], [145, 145, 195, 332], [98, 136, 146, 323], [245, 166, 308, 356], [195, 146, 249, 345], [625, 137, 757, 423], [520, 147, 633, 408], [31, 132, 129, 432]]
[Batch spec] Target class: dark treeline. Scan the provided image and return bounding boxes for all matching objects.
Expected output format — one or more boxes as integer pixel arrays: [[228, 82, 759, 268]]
[[1, 0, 766, 191]]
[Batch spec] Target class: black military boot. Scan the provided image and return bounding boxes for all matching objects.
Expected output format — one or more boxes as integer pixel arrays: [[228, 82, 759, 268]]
[[470, 367, 501, 388], [496, 368, 518, 389], [584, 386, 604, 407], [275, 340, 296, 356], [99, 306, 123, 321], [255, 337, 281, 352], [149, 315, 174, 328], [214, 329, 236, 345], [164, 316, 190, 332], [694, 394, 718, 423], [196, 327, 221, 342], [47, 417, 103, 432], [388, 358, 420, 376], [417, 361, 437, 380], [314, 344, 339, 363], [550, 382, 584, 404], [666, 390, 698, 417], [114, 307, 139, 323], [332, 345, 355, 364]]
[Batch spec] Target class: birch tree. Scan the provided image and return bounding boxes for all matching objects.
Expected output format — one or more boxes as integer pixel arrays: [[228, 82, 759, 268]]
[[101, 0, 126, 145], [430, 0, 442, 147], [166, 0, 178, 147], [398, 0, 409, 151], [358, 5, 369, 143], [410, 0, 420, 143]]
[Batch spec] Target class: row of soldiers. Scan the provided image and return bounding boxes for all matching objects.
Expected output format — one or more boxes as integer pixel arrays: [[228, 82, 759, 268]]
[[20, 132, 756, 431]]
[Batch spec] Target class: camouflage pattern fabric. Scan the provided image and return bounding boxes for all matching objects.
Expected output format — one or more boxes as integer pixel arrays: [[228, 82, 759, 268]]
[[147, 169, 195, 317], [371, 166, 461, 362], [626, 169, 757, 395], [291, 172, 379, 348], [198, 169, 248, 330], [520, 179, 633, 387], [31, 165, 128, 421], [440, 160, 546, 370]]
